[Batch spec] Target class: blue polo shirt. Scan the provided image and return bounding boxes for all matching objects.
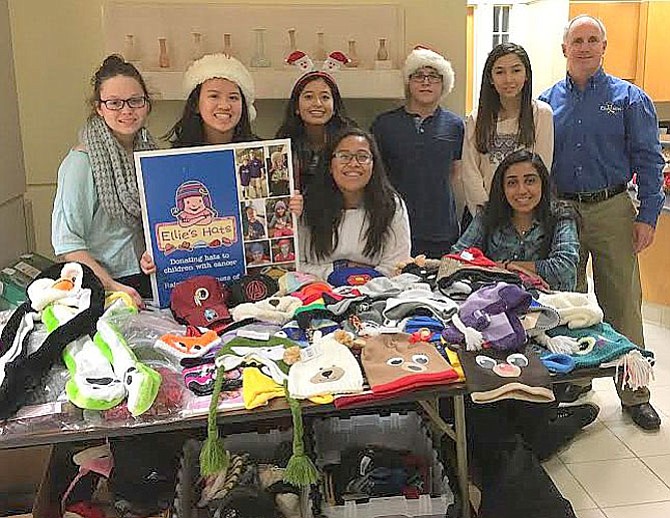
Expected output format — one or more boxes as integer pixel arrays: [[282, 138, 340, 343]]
[[249, 157, 264, 178], [371, 106, 464, 242], [540, 68, 664, 227]]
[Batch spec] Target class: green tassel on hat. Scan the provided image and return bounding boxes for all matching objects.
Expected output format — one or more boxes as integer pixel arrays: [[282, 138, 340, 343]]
[[200, 364, 230, 476], [282, 384, 319, 487]]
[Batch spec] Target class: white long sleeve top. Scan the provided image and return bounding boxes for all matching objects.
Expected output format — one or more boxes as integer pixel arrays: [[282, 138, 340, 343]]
[[298, 198, 412, 280]]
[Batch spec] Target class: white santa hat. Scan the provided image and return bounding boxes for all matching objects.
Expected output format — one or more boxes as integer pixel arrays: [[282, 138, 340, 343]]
[[402, 45, 455, 97], [183, 53, 257, 121]]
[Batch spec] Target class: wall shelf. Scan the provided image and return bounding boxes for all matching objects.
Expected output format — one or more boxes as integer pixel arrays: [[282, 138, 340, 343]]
[[142, 69, 405, 100]]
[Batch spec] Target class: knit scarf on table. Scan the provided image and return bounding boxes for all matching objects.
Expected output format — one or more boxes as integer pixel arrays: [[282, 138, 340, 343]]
[[82, 116, 157, 228]]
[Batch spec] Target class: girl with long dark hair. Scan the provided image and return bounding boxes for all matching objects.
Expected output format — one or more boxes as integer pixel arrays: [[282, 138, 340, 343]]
[[453, 150, 579, 291], [141, 54, 301, 276], [165, 54, 258, 147], [300, 128, 411, 279], [276, 70, 356, 194], [52, 55, 157, 306], [461, 43, 554, 215]]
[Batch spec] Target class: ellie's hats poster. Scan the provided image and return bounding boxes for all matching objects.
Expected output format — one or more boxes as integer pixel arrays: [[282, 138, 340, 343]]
[[135, 138, 298, 307]]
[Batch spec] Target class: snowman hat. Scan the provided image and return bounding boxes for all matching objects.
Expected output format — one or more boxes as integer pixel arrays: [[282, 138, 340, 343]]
[[184, 53, 257, 121], [403, 45, 455, 96]]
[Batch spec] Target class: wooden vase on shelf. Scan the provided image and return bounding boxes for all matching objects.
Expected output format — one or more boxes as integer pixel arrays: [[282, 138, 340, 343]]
[[123, 34, 139, 64], [190, 31, 204, 63], [158, 37, 170, 68], [345, 40, 360, 68], [374, 38, 392, 69], [223, 33, 233, 56], [315, 31, 327, 62], [376, 38, 389, 61], [288, 28, 297, 52]]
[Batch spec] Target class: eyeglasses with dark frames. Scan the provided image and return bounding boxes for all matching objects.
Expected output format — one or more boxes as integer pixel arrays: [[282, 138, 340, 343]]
[[332, 151, 374, 165], [98, 96, 148, 110], [409, 72, 442, 84]]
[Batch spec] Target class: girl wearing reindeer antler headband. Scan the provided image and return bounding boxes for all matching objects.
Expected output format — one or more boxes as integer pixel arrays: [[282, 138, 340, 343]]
[[276, 51, 358, 195]]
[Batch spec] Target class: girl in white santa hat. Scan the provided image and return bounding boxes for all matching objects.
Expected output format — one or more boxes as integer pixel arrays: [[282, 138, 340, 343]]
[[165, 53, 259, 147]]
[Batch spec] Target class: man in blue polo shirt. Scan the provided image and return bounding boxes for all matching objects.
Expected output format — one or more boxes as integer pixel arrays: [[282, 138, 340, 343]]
[[248, 151, 266, 198], [372, 46, 464, 258], [541, 15, 665, 430]]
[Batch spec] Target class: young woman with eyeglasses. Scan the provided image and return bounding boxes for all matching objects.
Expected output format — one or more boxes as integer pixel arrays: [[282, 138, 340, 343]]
[[299, 128, 411, 279], [461, 43, 554, 217], [51, 54, 157, 306]]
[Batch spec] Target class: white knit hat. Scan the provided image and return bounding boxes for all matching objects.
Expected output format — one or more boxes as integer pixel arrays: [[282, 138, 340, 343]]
[[287, 333, 363, 399], [183, 53, 257, 121], [403, 46, 455, 97], [537, 291, 604, 329]]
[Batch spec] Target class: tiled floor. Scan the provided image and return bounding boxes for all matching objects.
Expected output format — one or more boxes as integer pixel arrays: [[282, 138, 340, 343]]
[[542, 322, 670, 518]]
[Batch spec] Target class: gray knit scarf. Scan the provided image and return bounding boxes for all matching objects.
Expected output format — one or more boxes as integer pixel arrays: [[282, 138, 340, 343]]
[[82, 116, 157, 228]]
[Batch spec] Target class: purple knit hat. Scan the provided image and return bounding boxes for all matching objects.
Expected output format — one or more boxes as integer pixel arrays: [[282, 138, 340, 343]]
[[175, 180, 212, 211]]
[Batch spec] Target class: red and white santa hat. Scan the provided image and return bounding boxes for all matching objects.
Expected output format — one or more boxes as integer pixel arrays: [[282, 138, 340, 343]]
[[403, 45, 455, 97]]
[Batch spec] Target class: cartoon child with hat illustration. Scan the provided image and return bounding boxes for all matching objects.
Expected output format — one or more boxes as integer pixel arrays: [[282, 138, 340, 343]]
[[171, 180, 217, 228]]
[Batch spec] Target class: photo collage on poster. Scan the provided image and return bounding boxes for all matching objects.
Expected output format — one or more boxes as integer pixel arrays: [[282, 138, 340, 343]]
[[135, 139, 299, 308], [234, 142, 298, 277]]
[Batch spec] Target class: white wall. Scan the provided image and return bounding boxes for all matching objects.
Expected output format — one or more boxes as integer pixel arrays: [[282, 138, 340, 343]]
[[469, 0, 569, 108], [514, 0, 569, 95], [8, 0, 467, 259], [0, 0, 27, 267]]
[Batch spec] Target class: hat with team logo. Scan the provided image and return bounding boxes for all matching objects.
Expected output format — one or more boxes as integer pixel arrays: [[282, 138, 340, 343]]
[[227, 273, 278, 307], [170, 276, 232, 330]]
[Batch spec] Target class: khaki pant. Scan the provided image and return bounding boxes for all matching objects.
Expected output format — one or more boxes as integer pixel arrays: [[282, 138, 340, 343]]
[[570, 192, 649, 406]]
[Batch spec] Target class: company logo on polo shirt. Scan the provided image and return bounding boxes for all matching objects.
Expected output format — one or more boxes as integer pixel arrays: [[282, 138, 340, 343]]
[[599, 102, 622, 115]]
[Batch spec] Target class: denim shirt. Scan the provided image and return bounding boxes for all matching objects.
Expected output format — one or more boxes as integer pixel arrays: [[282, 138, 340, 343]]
[[540, 68, 664, 227], [452, 213, 580, 291]]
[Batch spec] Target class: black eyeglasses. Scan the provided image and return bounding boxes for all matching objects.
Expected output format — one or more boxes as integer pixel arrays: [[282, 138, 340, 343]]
[[409, 72, 442, 84], [98, 96, 148, 110], [332, 151, 373, 165]]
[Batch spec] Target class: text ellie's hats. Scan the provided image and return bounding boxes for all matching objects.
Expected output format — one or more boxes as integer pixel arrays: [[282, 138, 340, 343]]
[[403, 45, 455, 96], [183, 53, 257, 121]]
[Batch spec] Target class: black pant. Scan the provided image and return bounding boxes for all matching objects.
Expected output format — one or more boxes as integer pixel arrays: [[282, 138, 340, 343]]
[[411, 238, 455, 259], [115, 273, 152, 299]]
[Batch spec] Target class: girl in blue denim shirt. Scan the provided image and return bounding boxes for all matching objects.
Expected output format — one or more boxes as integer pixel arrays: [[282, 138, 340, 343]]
[[453, 150, 580, 291]]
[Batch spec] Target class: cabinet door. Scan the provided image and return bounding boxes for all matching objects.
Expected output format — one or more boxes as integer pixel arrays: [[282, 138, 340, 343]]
[[643, 1, 670, 102], [569, 2, 639, 81]]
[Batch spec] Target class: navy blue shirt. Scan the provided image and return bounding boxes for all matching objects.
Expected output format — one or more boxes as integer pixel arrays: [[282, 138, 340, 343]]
[[540, 68, 664, 227], [371, 107, 464, 242], [249, 157, 264, 178]]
